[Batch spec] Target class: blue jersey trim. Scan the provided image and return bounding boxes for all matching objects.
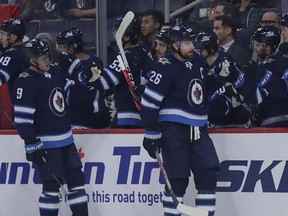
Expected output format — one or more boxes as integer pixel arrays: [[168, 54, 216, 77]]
[[117, 118, 143, 127], [42, 135, 74, 148], [159, 115, 207, 126]]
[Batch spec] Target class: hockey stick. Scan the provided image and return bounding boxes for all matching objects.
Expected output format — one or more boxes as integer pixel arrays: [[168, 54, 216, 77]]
[[224, 83, 259, 123], [115, 11, 141, 110], [0, 105, 14, 127], [117, 55, 141, 110], [155, 151, 209, 216], [42, 157, 67, 195]]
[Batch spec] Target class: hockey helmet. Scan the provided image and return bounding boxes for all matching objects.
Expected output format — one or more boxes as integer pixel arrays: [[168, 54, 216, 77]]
[[0, 18, 26, 40], [23, 38, 50, 60], [113, 16, 141, 43], [252, 26, 281, 50], [156, 29, 170, 45], [169, 24, 196, 43], [280, 13, 288, 27], [195, 31, 218, 54], [56, 27, 84, 50]]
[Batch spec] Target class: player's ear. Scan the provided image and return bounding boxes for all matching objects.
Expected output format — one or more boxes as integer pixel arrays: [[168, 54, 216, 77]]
[[123, 35, 130, 43], [172, 42, 178, 51], [8, 33, 17, 43], [29, 57, 37, 66]]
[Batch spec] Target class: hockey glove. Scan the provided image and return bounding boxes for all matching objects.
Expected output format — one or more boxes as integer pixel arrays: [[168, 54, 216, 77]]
[[78, 64, 102, 86], [57, 52, 81, 76], [214, 59, 241, 83], [25, 139, 47, 165], [143, 129, 163, 159], [132, 47, 153, 74]]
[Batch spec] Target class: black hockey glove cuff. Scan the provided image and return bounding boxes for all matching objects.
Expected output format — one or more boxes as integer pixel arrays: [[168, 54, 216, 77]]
[[57, 52, 81, 76], [143, 129, 163, 159], [132, 47, 153, 74], [25, 139, 47, 165]]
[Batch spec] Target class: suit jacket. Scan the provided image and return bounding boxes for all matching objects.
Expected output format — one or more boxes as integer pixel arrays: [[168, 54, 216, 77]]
[[226, 41, 252, 69]]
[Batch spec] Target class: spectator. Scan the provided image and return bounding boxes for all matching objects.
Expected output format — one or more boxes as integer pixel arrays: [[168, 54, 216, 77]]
[[234, 0, 262, 51], [63, 1, 96, 19], [20, 0, 59, 21], [56, 27, 110, 129], [140, 9, 165, 49], [195, 31, 252, 128], [213, 16, 251, 68], [260, 10, 280, 27], [188, 0, 223, 32], [20, 0, 96, 21], [279, 12, 288, 55], [209, 1, 237, 21]]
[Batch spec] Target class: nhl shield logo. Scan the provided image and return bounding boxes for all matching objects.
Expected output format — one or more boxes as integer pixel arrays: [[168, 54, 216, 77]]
[[188, 79, 204, 107], [49, 87, 66, 117]]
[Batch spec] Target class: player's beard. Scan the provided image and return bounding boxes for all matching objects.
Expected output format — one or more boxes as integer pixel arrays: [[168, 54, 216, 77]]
[[178, 47, 193, 60]]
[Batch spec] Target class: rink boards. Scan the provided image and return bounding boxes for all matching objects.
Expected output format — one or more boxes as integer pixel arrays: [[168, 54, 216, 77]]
[[0, 128, 287, 216]]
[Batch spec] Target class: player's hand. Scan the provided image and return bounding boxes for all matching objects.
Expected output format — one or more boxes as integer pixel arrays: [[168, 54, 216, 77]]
[[143, 129, 163, 159], [214, 59, 240, 83], [57, 52, 81, 75], [25, 139, 47, 165], [78, 64, 102, 86], [132, 47, 153, 74]]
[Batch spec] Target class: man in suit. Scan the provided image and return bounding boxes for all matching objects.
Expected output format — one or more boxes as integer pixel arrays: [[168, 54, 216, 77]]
[[213, 15, 251, 68]]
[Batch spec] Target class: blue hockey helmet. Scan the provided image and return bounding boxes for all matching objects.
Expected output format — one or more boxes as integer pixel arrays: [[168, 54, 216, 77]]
[[280, 13, 288, 27], [252, 26, 281, 50], [23, 38, 50, 60], [169, 24, 196, 43], [56, 27, 84, 50], [0, 18, 26, 40], [195, 31, 218, 54], [156, 29, 170, 45], [113, 16, 141, 44]]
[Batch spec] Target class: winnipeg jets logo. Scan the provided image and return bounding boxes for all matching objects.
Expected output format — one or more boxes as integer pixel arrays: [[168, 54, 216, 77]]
[[188, 79, 204, 107], [44, 0, 56, 12], [19, 72, 31, 78], [158, 57, 171, 65], [44, 72, 51, 78], [261, 58, 275, 65], [49, 87, 66, 117], [185, 61, 193, 69], [76, 0, 86, 9]]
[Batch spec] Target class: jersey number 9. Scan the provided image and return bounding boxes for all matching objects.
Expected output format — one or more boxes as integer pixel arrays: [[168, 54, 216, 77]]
[[16, 88, 23, 99]]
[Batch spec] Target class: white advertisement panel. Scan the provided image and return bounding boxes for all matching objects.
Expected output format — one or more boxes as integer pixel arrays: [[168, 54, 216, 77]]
[[0, 130, 288, 216]]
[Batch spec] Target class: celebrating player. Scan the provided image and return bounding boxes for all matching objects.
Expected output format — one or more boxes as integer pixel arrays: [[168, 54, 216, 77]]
[[56, 27, 110, 128], [195, 31, 252, 128], [85, 15, 152, 128], [0, 18, 28, 101], [154, 28, 171, 59], [242, 26, 288, 127], [141, 24, 220, 216], [13, 38, 89, 216]]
